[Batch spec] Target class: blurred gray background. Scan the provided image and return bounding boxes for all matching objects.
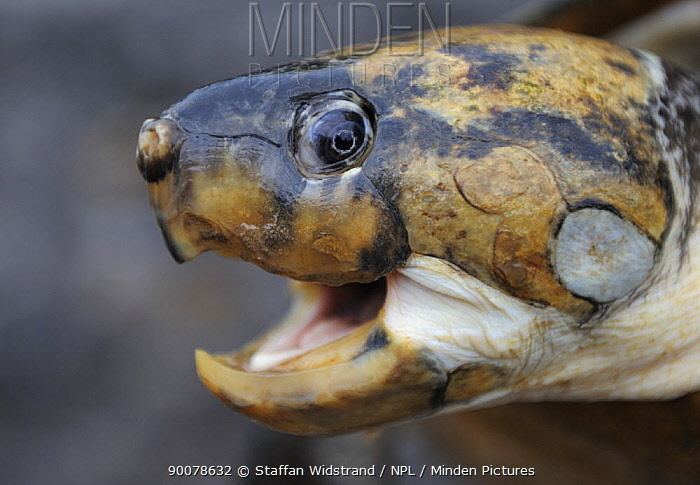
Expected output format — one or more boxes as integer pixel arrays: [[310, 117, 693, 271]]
[[4, 1, 698, 484], [0, 1, 524, 484]]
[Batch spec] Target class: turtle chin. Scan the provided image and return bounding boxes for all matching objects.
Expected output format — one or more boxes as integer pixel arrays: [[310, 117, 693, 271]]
[[195, 254, 529, 436]]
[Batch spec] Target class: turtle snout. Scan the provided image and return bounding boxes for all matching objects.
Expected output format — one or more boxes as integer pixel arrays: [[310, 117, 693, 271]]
[[136, 117, 182, 183]]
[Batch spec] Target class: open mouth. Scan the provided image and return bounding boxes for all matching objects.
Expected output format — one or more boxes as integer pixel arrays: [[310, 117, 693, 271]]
[[246, 277, 388, 372], [200, 274, 396, 377], [193, 260, 451, 435], [197, 254, 525, 376], [193, 254, 520, 435]]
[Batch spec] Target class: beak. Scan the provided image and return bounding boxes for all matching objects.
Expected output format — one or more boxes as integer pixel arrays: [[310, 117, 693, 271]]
[[136, 116, 204, 263], [195, 330, 445, 436], [194, 272, 508, 436]]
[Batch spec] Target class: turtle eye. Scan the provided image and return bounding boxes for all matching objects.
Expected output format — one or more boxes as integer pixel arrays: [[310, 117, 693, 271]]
[[293, 92, 375, 177]]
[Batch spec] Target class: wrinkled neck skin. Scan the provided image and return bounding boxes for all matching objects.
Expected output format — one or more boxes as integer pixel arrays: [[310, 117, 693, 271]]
[[388, 54, 700, 407], [544, 55, 700, 401], [530, 55, 700, 401], [521, 196, 700, 402], [523, 223, 700, 402]]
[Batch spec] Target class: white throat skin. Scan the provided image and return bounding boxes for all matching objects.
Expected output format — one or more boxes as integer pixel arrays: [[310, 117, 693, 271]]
[[523, 225, 700, 401], [387, 232, 700, 407], [386, 255, 573, 377]]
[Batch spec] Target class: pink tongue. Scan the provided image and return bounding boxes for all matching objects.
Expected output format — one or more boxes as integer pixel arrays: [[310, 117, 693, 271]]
[[247, 317, 357, 372], [297, 317, 356, 349]]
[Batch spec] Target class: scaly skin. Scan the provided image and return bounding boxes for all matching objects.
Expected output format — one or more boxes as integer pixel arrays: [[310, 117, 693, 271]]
[[136, 25, 700, 435]]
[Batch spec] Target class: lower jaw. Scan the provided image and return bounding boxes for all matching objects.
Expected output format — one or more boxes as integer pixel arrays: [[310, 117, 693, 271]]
[[193, 281, 446, 435], [192, 271, 446, 435], [193, 258, 513, 435]]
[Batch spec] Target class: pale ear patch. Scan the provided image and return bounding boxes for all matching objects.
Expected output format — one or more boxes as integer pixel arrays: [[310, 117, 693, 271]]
[[553, 208, 656, 302]]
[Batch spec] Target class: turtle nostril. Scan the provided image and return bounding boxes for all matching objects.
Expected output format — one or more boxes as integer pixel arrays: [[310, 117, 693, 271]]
[[136, 117, 182, 183]]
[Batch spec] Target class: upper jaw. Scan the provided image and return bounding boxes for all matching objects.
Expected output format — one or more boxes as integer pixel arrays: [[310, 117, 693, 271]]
[[194, 254, 555, 435]]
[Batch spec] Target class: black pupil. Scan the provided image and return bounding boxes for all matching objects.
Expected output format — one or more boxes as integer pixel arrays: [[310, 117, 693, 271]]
[[333, 130, 356, 153], [310, 109, 365, 165]]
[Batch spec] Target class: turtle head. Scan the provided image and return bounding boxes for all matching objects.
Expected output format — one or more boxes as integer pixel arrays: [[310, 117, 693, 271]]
[[136, 26, 700, 435]]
